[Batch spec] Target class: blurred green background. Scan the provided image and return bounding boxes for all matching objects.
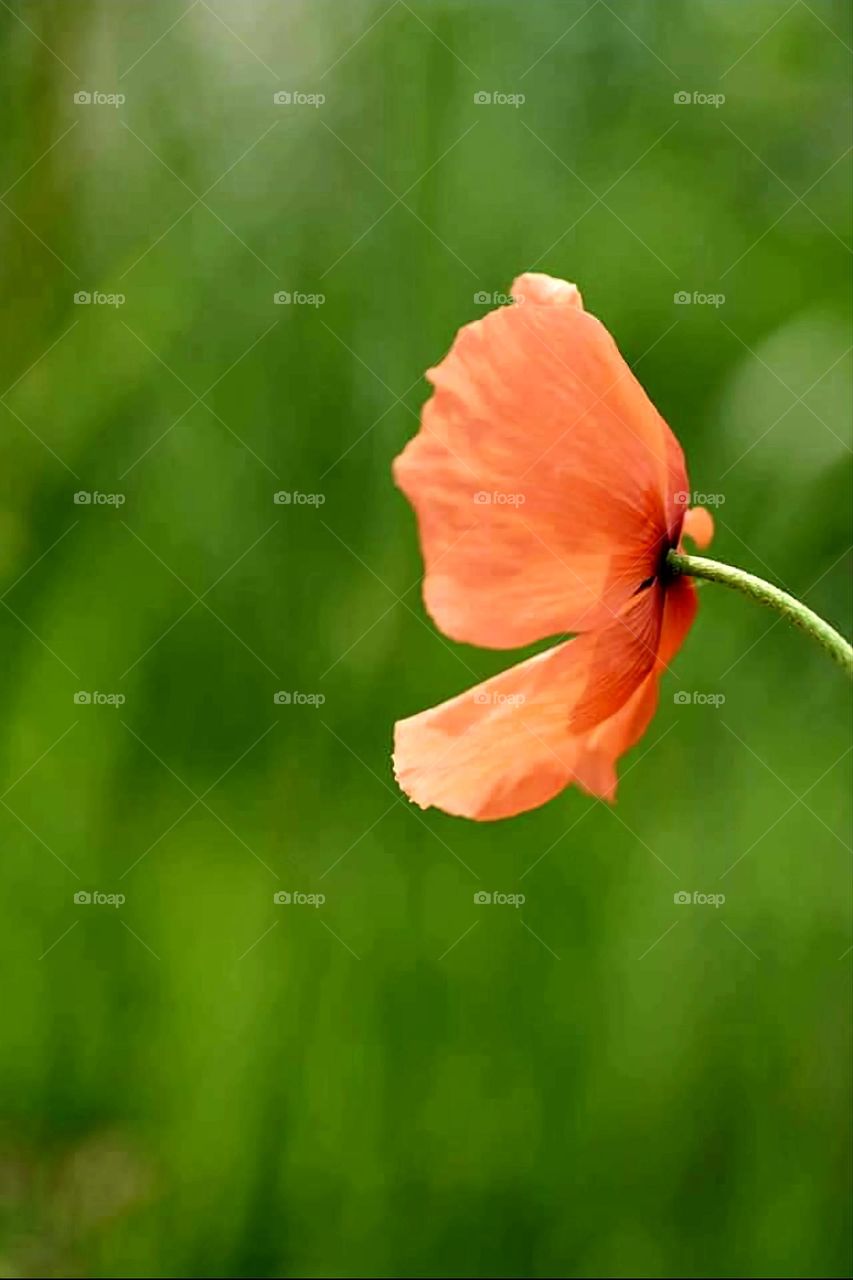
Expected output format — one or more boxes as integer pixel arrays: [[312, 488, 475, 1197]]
[[0, 1, 850, 1276]]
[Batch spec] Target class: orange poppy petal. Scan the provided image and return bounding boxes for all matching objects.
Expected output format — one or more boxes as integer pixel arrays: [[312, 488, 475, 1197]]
[[393, 585, 666, 820], [513, 272, 584, 309], [394, 274, 689, 648], [578, 574, 699, 800], [657, 574, 698, 668], [681, 505, 714, 550]]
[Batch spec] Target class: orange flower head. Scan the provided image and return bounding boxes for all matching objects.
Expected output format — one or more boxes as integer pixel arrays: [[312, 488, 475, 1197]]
[[393, 273, 713, 820]]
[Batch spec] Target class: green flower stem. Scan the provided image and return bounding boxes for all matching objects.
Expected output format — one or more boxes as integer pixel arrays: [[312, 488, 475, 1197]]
[[667, 549, 853, 677]]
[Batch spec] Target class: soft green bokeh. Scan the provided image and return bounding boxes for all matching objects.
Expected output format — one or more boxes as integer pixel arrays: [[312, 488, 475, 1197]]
[[0, 2, 850, 1276]]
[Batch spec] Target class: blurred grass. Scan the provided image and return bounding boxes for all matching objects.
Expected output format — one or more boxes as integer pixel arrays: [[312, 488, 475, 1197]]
[[0, 1, 851, 1276]]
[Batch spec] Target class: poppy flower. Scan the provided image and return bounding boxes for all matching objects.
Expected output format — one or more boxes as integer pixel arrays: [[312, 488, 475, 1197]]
[[392, 272, 714, 821]]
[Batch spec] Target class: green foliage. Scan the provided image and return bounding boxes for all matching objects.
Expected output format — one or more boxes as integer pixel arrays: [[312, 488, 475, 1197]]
[[0, 1, 850, 1275]]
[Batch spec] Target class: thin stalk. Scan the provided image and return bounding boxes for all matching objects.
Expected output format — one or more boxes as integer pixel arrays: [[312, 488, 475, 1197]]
[[667, 549, 853, 677]]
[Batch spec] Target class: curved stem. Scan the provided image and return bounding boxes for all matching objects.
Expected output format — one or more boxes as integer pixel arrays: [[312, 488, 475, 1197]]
[[667, 549, 853, 677]]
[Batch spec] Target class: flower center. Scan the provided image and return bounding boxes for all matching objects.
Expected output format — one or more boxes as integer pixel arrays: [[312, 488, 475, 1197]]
[[637, 535, 679, 593]]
